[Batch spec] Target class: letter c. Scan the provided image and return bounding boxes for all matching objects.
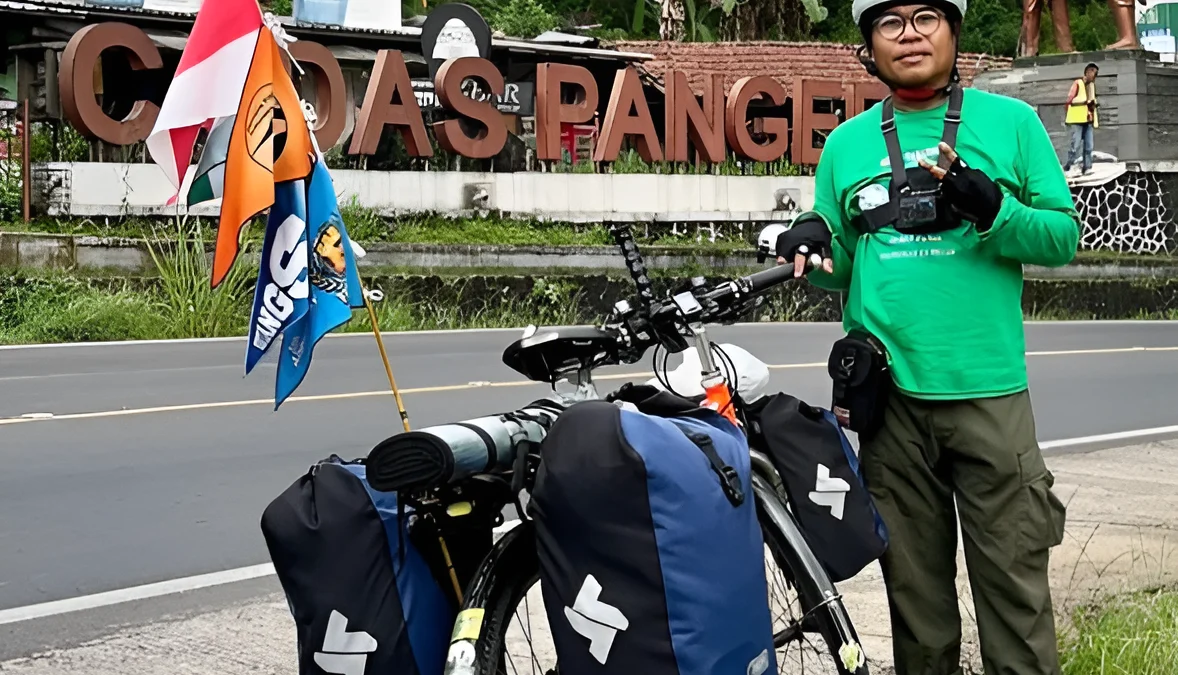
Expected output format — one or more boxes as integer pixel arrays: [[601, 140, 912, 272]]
[[59, 22, 163, 145]]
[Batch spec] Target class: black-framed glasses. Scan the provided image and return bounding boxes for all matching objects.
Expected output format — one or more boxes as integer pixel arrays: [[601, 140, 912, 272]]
[[873, 7, 943, 40]]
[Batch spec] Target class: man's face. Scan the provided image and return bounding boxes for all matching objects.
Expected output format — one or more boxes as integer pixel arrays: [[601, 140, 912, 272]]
[[1085, 67, 1098, 83], [869, 4, 957, 89]]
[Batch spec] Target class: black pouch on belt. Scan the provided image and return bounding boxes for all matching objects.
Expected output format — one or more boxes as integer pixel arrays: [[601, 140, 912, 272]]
[[827, 331, 891, 439]]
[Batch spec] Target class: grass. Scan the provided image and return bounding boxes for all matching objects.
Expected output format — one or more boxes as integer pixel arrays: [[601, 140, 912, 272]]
[[1058, 589, 1178, 675], [1, 208, 757, 250], [0, 276, 171, 344], [1, 213, 1173, 345], [343, 279, 587, 335], [5, 266, 1175, 346]]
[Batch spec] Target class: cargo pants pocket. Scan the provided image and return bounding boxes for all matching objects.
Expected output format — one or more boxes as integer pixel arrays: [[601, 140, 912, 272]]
[[1016, 447, 1067, 554]]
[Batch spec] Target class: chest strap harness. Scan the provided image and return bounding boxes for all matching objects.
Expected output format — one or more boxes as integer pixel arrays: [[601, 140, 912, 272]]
[[857, 84, 964, 236]]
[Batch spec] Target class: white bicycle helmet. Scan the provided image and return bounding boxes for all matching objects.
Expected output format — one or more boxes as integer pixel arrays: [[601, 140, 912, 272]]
[[852, 0, 969, 87], [852, 0, 967, 25]]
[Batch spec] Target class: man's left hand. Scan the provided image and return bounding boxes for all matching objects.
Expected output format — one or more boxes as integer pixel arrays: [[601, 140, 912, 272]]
[[918, 142, 1004, 231]]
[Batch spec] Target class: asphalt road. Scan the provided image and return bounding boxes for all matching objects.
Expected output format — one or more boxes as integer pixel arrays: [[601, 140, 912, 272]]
[[1, 321, 1176, 661]]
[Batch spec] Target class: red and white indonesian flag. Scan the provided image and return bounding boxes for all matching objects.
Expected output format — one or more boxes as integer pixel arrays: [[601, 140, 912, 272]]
[[145, 0, 265, 192]]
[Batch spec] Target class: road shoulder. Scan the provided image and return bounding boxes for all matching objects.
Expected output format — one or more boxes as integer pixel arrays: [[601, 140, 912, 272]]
[[840, 439, 1178, 674]]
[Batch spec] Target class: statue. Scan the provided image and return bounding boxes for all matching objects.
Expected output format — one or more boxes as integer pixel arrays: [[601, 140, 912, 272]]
[[1106, 0, 1147, 50], [1018, 0, 1147, 57], [1018, 0, 1074, 58]]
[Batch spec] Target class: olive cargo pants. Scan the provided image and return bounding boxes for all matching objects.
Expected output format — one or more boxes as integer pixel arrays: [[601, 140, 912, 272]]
[[859, 388, 1068, 675]]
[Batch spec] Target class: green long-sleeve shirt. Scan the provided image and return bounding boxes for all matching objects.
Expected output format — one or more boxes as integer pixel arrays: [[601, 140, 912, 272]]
[[798, 87, 1082, 400]]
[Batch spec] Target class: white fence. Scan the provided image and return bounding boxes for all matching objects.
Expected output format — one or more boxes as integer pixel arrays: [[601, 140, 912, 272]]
[[33, 163, 815, 222]]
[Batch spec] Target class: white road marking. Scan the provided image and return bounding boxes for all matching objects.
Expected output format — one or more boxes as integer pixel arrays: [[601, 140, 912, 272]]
[[1040, 425, 1178, 450], [0, 564, 276, 627], [0, 319, 1170, 351], [0, 521, 524, 626], [3, 345, 1175, 426], [0, 327, 526, 351], [0, 370, 657, 426]]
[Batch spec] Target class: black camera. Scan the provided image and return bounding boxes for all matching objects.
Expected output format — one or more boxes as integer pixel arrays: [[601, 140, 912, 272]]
[[897, 190, 940, 232], [894, 166, 952, 234]]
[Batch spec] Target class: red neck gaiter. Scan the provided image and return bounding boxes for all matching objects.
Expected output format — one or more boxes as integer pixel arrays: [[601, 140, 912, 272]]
[[893, 87, 940, 103]]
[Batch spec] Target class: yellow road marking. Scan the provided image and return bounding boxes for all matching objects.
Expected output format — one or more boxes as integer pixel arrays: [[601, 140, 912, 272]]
[[1, 346, 1175, 426]]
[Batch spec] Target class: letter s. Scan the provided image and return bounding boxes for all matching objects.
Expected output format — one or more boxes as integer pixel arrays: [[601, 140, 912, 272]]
[[271, 215, 309, 299]]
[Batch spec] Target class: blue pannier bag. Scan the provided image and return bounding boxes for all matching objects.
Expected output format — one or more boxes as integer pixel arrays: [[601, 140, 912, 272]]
[[260, 455, 455, 675], [528, 385, 777, 675], [745, 392, 889, 583]]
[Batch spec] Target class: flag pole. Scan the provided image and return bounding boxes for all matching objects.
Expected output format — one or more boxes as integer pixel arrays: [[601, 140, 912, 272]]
[[361, 283, 411, 432]]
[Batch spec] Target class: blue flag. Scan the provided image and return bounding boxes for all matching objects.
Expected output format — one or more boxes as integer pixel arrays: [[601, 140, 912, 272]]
[[245, 178, 310, 377], [272, 158, 365, 408]]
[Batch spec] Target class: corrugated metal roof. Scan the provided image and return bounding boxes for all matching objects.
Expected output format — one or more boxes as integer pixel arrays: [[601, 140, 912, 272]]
[[531, 30, 597, 45], [1, 0, 652, 60]]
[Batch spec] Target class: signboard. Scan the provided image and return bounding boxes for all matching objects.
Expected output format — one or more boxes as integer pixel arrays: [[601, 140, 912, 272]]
[[412, 79, 535, 116], [55, 20, 882, 165], [293, 0, 401, 32]]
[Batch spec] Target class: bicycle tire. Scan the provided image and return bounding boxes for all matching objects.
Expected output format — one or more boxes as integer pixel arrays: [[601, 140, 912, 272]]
[[444, 519, 541, 675], [754, 479, 871, 675], [446, 491, 870, 675]]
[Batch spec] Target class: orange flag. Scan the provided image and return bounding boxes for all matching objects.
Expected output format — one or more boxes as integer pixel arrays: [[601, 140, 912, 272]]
[[213, 27, 313, 288]]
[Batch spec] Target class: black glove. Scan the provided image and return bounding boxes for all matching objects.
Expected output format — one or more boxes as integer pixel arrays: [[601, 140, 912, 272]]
[[775, 217, 833, 276], [941, 156, 1004, 232]]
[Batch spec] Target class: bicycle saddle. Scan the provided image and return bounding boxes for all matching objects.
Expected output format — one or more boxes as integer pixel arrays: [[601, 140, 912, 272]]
[[501, 326, 618, 383]]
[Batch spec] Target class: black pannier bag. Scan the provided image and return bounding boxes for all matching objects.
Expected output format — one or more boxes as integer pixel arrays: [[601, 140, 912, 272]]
[[260, 456, 455, 675], [746, 393, 889, 583], [529, 386, 777, 675]]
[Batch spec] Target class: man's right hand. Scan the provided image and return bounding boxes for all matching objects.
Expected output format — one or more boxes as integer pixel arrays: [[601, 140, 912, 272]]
[[775, 217, 835, 278]]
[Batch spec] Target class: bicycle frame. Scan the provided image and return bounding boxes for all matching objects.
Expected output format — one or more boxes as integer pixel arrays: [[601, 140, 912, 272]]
[[442, 324, 862, 669]]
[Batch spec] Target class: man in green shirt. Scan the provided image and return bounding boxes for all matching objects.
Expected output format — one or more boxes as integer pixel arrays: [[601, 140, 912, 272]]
[[774, 0, 1080, 673]]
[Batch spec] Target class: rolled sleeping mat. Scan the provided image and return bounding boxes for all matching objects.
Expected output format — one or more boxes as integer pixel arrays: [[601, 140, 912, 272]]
[[366, 399, 566, 493]]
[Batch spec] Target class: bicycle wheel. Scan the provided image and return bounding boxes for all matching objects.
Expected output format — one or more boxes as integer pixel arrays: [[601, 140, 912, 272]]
[[446, 492, 870, 675], [755, 475, 871, 675], [444, 519, 546, 675]]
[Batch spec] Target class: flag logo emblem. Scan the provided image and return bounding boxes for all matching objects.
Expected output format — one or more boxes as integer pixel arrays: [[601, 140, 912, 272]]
[[312, 223, 349, 297], [245, 85, 282, 168]]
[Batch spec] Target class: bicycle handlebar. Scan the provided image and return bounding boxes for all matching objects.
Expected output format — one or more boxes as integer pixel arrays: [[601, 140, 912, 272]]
[[744, 262, 799, 294], [606, 261, 798, 361], [365, 252, 802, 494]]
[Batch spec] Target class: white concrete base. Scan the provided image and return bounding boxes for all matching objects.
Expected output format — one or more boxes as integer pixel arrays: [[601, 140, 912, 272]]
[[35, 162, 815, 223]]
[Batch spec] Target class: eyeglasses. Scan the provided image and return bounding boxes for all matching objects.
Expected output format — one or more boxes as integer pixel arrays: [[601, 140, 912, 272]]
[[873, 7, 944, 41]]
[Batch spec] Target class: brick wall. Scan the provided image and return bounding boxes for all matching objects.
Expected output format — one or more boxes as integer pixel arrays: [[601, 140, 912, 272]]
[[609, 40, 1013, 97]]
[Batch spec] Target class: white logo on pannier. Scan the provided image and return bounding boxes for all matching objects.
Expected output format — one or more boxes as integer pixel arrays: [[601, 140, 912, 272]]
[[748, 648, 771, 675], [565, 574, 630, 664], [809, 464, 851, 521], [314, 610, 378, 675]]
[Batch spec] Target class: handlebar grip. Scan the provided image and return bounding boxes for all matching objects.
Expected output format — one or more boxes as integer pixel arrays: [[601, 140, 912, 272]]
[[610, 224, 654, 306], [741, 262, 798, 293]]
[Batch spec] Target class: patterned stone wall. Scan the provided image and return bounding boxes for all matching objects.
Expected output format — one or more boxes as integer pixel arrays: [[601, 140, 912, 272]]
[[1071, 171, 1178, 255]]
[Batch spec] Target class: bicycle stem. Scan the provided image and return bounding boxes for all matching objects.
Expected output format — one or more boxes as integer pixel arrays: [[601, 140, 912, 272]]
[[689, 321, 721, 383], [689, 321, 740, 425]]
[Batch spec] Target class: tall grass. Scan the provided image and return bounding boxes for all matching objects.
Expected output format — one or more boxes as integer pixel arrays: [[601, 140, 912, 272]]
[[344, 278, 589, 333], [144, 216, 254, 338], [1059, 589, 1178, 675], [0, 276, 168, 344]]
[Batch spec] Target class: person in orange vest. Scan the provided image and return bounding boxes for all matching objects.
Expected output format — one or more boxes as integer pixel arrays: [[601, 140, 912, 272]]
[[1062, 63, 1099, 176]]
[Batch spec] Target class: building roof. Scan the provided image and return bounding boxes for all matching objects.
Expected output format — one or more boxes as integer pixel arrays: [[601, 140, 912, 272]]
[[608, 40, 1013, 96], [0, 0, 654, 62]]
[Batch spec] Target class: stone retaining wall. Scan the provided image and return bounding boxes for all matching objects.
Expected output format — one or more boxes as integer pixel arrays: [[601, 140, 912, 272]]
[[3, 232, 1176, 282]]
